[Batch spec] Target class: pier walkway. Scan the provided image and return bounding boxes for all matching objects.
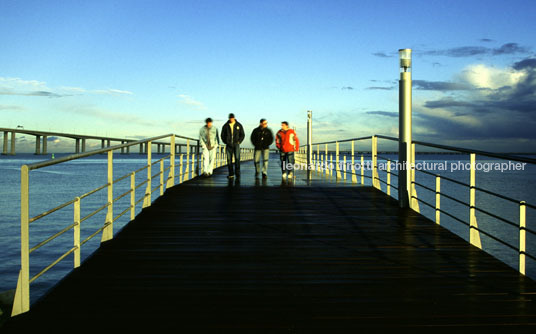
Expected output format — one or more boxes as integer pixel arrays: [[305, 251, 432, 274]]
[[5, 161, 536, 331]]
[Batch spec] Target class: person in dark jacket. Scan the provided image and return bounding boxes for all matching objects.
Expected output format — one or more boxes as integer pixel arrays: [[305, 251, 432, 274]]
[[250, 118, 274, 179], [221, 113, 245, 178]]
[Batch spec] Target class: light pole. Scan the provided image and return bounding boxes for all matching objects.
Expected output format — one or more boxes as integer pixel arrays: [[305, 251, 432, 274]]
[[398, 49, 412, 208]]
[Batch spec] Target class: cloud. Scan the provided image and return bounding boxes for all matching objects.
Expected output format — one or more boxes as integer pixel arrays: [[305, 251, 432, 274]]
[[341, 86, 354, 90], [0, 76, 133, 98], [479, 38, 494, 43], [413, 80, 473, 91], [366, 86, 394, 90], [178, 94, 206, 109], [0, 104, 26, 112], [414, 58, 536, 147], [460, 64, 526, 89], [372, 52, 394, 58], [421, 43, 530, 58], [366, 111, 398, 118], [93, 89, 133, 95]]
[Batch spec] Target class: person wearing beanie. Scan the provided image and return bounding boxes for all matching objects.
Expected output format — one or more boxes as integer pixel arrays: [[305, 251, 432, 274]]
[[250, 118, 274, 179], [199, 117, 220, 177], [221, 113, 245, 178]]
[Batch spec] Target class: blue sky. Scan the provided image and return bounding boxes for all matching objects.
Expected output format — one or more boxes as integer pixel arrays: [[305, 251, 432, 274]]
[[1, 0, 536, 152]]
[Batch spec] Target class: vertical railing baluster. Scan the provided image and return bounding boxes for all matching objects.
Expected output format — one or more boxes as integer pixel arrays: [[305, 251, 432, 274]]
[[336, 141, 341, 179], [185, 140, 190, 181], [12, 165, 30, 316], [325, 144, 328, 176], [351, 140, 357, 183], [387, 159, 391, 196], [435, 175, 441, 225], [74, 197, 80, 268], [102, 150, 114, 242], [143, 141, 152, 208], [167, 135, 175, 189], [372, 135, 379, 189], [160, 159, 164, 196], [360, 154, 364, 185], [469, 153, 481, 249], [519, 201, 526, 275], [130, 172, 135, 220], [179, 154, 184, 183], [410, 143, 419, 212]]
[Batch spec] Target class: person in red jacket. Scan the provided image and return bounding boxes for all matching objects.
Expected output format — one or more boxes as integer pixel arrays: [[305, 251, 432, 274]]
[[275, 121, 299, 179]]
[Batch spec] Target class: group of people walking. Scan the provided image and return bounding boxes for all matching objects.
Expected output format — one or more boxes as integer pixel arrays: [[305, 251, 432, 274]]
[[199, 113, 299, 180]]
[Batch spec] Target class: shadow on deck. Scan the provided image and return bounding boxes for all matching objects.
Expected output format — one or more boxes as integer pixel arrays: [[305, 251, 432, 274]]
[[4, 160, 536, 331]]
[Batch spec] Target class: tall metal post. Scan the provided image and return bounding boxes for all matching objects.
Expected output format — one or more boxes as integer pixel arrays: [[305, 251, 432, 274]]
[[307, 110, 313, 180], [398, 48, 412, 208]]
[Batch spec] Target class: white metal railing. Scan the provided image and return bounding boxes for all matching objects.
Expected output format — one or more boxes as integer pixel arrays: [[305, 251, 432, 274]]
[[10, 134, 256, 316], [296, 135, 536, 278]]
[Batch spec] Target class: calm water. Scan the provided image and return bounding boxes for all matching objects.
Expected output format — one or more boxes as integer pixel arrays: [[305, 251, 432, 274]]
[[1, 153, 535, 304]]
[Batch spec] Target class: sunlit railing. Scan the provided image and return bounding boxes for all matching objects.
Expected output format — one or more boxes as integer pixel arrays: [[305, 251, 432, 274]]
[[11, 133, 253, 316], [296, 135, 536, 278]]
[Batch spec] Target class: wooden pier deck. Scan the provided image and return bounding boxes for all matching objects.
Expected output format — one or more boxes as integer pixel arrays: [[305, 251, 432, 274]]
[[5, 162, 536, 331]]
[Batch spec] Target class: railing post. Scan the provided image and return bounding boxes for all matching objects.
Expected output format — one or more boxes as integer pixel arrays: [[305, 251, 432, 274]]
[[196, 140, 200, 176], [191, 153, 195, 177], [325, 144, 328, 175], [102, 150, 114, 242], [160, 160, 164, 196], [435, 175, 441, 225], [398, 48, 412, 208], [372, 135, 380, 189], [12, 165, 30, 316], [387, 159, 391, 196], [336, 141, 341, 179], [410, 143, 419, 212], [74, 197, 80, 268], [130, 172, 135, 220], [351, 141, 357, 183], [520, 201, 526, 275], [185, 140, 190, 181], [360, 155, 364, 185], [469, 153, 482, 249], [179, 154, 184, 183], [143, 141, 152, 208], [307, 110, 312, 179], [167, 135, 175, 188]]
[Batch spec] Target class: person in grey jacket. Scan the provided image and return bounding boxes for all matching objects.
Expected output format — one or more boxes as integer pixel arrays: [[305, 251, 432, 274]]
[[199, 117, 220, 177]]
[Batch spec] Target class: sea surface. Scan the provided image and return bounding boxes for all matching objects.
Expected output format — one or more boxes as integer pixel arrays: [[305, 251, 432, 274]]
[[1, 152, 535, 304]]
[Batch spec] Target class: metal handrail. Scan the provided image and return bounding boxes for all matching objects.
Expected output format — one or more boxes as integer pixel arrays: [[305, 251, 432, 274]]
[[27, 134, 174, 170], [301, 133, 535, 280], [12, 133, 207, 317], [413, 140, 536, 164], [12, 134, 254, 317]]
